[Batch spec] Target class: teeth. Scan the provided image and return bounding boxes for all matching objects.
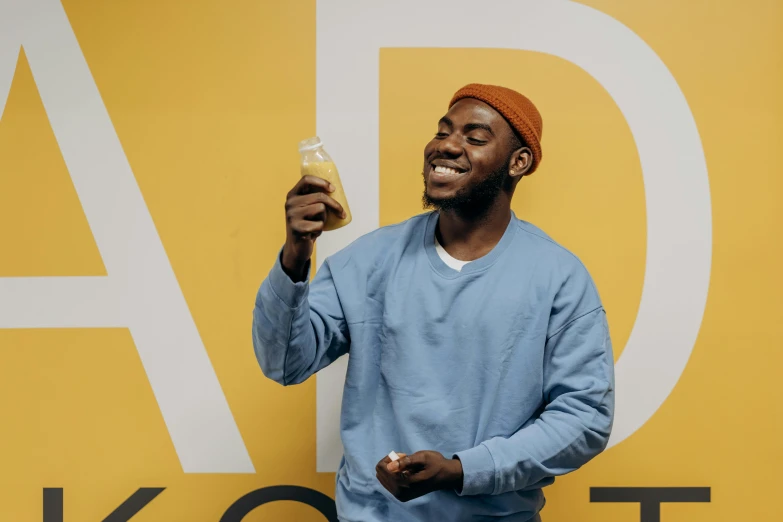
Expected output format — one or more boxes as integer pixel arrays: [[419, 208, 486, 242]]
[[434, 166, 461, 176]]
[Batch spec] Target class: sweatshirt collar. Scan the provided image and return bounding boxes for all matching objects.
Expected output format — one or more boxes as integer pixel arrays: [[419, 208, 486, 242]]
[[424, 210, 518, 278]]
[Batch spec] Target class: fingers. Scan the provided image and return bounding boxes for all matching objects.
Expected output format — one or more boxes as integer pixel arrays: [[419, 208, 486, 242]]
[[375, 466, 393, 487], [394, 453, 424, 474], [290, 201, 327, 224], [290, 175, 335, 196], [376, 452, 427, 503], [285, 194, 345, 243], [287, 191, 346, 220], [295, 220, 324, 238], [376, 458, 401, 496]]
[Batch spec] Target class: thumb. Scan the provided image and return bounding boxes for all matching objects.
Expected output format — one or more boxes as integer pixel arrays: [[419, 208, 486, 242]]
[[386, 453, 407, 472], [397, 452, 427, 474]]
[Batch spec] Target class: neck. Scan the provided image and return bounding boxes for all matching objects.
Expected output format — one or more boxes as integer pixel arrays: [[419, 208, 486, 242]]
[[435, 198, 512, 262]]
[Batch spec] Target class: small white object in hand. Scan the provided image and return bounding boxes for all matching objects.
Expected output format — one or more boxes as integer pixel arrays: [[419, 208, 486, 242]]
[[388, 451, 400, 462]]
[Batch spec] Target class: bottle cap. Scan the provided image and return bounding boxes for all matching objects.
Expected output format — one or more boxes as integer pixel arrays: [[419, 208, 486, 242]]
[[298, 136, 323, 152]]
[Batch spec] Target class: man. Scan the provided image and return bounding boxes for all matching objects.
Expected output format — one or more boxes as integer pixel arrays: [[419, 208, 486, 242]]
[[252, 84, 615, 521]]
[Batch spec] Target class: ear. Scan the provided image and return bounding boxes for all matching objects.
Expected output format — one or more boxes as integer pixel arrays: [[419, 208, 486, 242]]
[[508, 147, 533, 179]]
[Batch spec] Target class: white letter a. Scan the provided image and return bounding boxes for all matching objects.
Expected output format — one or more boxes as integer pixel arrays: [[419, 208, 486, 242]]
[[0, 0, 254, 473]]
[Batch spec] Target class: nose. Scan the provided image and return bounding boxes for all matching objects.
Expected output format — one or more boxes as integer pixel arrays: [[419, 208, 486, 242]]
[[436, 133, 462, 157]]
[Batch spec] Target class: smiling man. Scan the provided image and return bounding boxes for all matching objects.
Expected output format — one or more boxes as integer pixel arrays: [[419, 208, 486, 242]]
[[252, 84, 615, 521]]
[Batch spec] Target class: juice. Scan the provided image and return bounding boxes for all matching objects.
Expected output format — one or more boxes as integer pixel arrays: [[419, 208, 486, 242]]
[[301, 160, 352, 231]]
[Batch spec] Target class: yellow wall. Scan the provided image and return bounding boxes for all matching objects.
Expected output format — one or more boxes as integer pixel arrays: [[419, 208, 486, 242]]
[[0, 0, 781, 520]]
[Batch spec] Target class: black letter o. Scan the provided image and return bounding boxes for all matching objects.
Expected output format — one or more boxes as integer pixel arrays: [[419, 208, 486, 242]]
[[220, 486, 337, 522]]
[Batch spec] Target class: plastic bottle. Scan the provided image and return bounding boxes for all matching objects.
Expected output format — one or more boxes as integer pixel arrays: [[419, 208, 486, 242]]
[[298, 136, 352, 231]]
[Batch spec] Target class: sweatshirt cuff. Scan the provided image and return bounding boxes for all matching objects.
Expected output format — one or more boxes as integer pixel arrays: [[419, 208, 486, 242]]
[[264, 251, 310, 309], [454, 444, 496, 496]]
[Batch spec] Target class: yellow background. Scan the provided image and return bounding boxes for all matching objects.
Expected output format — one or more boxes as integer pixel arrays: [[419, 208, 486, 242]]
[[0, 0, 781, 520]]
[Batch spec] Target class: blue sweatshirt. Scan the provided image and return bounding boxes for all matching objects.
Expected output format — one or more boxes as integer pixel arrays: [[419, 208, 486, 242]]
[[252, 211, 615, 521]]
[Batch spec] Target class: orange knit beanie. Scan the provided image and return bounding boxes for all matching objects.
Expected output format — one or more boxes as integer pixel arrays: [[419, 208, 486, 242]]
[[449, 84, 543, 173]]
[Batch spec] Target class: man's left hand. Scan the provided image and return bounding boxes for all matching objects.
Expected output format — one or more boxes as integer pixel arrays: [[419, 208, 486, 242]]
[[375, 450, 464, 502]]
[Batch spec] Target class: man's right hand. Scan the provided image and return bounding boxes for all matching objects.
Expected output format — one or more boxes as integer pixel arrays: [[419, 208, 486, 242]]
[[281, 175, 346, 282]]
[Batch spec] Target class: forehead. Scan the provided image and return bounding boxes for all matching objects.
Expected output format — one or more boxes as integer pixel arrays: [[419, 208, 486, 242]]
[[443, 98, 512, 135]]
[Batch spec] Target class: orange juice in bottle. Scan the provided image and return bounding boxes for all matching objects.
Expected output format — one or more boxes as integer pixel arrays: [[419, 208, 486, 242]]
[[298, 137, 352, 231]]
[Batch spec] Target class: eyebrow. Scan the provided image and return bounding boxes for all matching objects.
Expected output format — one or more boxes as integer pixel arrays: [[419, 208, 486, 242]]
[[464, 123, 494, 135], [438, 117, 494, 135]]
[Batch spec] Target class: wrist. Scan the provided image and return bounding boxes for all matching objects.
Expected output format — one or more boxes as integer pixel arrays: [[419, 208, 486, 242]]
[[443, 457, 464, 492], [280, 246, 309, 282]]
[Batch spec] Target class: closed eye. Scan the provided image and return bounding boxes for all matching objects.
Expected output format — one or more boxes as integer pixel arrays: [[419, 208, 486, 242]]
[[467, 137, 487, 145]]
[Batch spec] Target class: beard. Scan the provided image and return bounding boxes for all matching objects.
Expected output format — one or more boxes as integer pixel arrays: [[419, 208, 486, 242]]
[[422, 164, 510, 219]]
